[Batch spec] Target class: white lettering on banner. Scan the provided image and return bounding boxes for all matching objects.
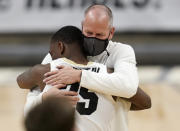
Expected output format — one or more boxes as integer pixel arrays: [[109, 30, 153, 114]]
[[0, 0, 179, 33]]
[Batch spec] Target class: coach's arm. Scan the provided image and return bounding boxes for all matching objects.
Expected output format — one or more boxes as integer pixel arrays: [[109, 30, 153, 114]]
[[79, 45, 138, 98], [43, 45, 139, 98]]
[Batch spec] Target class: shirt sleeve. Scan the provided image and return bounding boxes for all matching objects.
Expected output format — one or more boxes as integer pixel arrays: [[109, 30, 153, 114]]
[[24, 53, 52, 116], [80, 44, 139, 98], [24, 90, 43, 116]]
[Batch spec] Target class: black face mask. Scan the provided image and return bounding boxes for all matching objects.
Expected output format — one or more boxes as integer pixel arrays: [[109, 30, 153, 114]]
[[83, 35, 109, 56]]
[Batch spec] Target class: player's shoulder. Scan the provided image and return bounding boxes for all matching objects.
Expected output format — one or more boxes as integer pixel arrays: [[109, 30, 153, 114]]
[[51, 57, 72, 65], [107, 41, 135, 57], [41, 53, 52, 65], [51, 58, 64, 64], [49, 58, 67, 70], [90, 61, 105, 67], [108, 41, 134, 53]]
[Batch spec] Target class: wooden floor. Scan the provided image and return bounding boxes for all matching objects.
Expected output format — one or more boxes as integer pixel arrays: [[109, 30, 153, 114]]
[[0, 67, 180, 131], [128, 84, 180, 131], [0, 85, 28, 131]]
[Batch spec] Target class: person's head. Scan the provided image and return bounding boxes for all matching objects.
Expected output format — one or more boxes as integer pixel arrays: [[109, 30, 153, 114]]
[[82, 4, 115, 40], [81, 4, 115, 56], [25, 97, 75, 131], [49, 26, 84, 60]]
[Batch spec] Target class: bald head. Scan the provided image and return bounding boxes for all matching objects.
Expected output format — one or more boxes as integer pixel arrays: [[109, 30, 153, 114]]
[[82, 4, 115, 40], [84, 4, 113, 27]]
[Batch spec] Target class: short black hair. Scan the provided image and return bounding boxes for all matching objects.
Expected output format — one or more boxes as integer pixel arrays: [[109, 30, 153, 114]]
[[25, 97, 75, 131], [51, 25, 83, 46]]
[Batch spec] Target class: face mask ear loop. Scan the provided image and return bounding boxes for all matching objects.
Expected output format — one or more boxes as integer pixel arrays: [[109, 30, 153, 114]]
[[105, 49, 110, 56], [107, 31, 111, 40], [102, 49, 109, 65], [105, 32, 110, 57]]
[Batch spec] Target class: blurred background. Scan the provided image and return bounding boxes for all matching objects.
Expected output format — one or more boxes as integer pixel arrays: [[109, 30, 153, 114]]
[[0, 0, 180, 131]]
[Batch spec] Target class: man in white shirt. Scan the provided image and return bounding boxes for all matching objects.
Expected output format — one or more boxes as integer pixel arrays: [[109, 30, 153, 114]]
[[18, 25, 150, 131], [44, 4, 138, 98], [42, 5, 149, 131], [17, 4, 151, 131]]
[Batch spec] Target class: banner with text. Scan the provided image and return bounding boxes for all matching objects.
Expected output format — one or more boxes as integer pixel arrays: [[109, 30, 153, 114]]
[[0, 0, 179, 33]]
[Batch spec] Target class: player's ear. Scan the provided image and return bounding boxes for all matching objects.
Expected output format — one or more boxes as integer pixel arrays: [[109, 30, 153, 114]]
[[58, 42, 65, 55]]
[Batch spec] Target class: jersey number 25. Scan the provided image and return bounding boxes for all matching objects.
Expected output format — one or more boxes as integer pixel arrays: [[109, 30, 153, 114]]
[[65, 82, 98, 115]]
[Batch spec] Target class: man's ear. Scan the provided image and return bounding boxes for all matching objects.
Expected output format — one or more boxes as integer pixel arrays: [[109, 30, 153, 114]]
[[81, 20, 84, 27], [109, 27, 115, 40], [58, 42, 65, 55], [81, 21, 84, 32]]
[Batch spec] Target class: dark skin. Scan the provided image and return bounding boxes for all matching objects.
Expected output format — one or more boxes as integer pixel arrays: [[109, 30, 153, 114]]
[[17, 64, 50, 91], [107, 68, 151, 110], [17, 42, 151, 111], [122, 88, 151, 110]]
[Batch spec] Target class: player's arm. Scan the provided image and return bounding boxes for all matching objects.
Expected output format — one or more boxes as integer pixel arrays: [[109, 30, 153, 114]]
[[108, 68, 151, 110], [17, 64, 50, 91], [120, 87, 151, 110]]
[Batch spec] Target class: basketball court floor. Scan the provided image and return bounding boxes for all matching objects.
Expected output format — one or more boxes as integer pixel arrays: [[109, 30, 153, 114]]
[[0, 67, 180, 131]]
